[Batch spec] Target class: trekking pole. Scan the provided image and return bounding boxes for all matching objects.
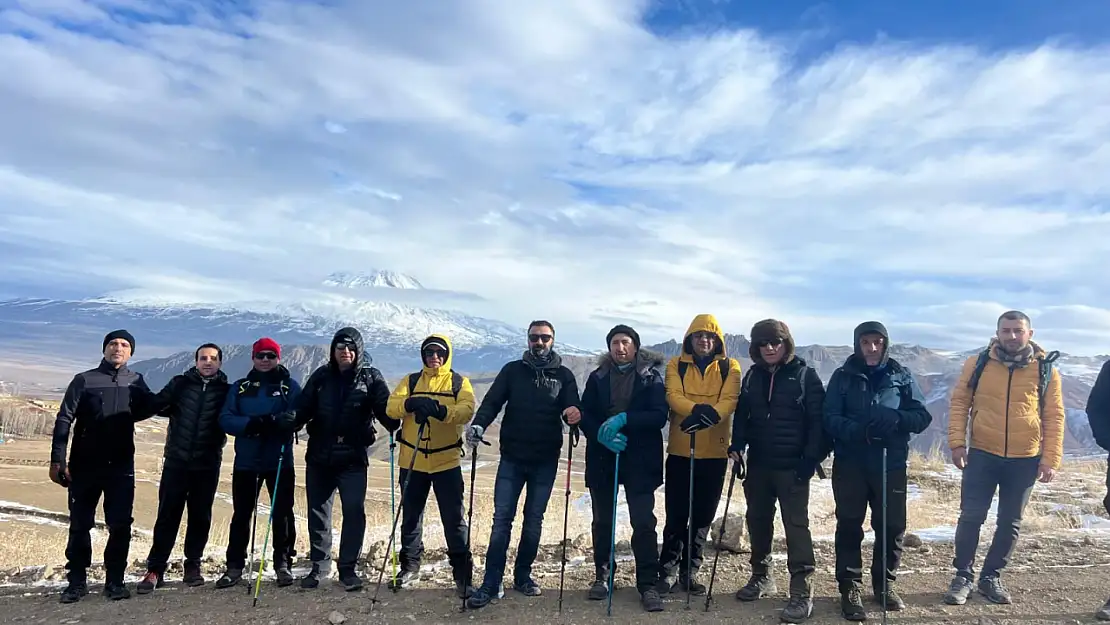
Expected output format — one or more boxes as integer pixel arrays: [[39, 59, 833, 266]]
[[462, 434, 490, 612], [881, 446, 888, 625], [685, 432, 696, 609], [704, 461, 737, 612], [246, 472, 262, 594], [557, 425, 578, 614], [389, 432, 398, 589], [251, 445, 286, 607], [606, 451, 620, 617], [370, 421, 429, 610]]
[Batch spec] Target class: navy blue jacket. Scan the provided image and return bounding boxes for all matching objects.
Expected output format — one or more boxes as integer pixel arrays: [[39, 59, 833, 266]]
[[823, 354, 932, 472], [220, 365, 301, 472], [579, 350, 668, 493]]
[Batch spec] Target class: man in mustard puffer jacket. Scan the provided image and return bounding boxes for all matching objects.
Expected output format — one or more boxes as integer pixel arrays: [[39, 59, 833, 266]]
[[657, 313, 742, 595], [944, 310, 1065, 606], [385, 334, 477, 598]]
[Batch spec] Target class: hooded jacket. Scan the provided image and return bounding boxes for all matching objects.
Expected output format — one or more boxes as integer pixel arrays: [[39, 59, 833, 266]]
[[385, 334, 477, 474], [947, 337, 1066, 469], [220, 364, 300, 472], [149, 367, 230, 470], [664, 314, 742, 459], [51, 359, 153, 470], [295, 327, 392, 468], [580, 349, 668, 492]]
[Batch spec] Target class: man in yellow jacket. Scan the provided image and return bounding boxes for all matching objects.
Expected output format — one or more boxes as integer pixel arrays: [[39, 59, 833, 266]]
[[385, 334, 477, 599], [656, 313, 741, 595], [943, 310, 1065, 606]]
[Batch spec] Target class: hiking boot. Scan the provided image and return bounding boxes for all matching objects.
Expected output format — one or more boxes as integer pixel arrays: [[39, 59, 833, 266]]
[[588, 579, 609, 600], [466, 585, 499, 609], [674, 575, 706, 596], [182, 562, 204, 587], [59, 581, 87, 603], [943, 575, 974, 605], [455, 580, 475, 599], [275, 565, 294, 587], [338, 569, 362, 592], [513, 578, 541, 596], [840, 585, 867, 621], [874, 586, 905, 611], [1096, 595, 1110, 621], [103, 580, 131, 601], [300, 566, 321, 589], [388, 569, 419, 591], [654, 572, 676, 595], [736, 574, 777, 601], [640, 588, 664, 612], [215, 567, 242, 589], [136, 570, 163, 594], [978, 576, 1011, 604], [781, 594, 813, 623]]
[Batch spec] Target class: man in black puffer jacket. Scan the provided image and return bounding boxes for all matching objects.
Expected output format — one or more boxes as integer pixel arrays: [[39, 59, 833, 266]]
[[729, 319, 826, 623], [134, 343, 231, 593], [294, 327, 392, 591]]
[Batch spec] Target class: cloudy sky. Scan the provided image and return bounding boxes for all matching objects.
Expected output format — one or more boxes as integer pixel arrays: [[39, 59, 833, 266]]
[[1, 0, 1109, 354]]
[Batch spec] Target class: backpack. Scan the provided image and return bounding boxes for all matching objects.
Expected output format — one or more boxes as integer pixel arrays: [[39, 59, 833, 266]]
[[967, 348, 1059, 416], [400, 370, 466, 457]]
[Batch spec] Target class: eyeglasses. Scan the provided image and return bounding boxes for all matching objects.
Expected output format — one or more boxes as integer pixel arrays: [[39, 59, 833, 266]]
[[528, 334, 553, 343], [253, 352, 278, 360], [757, 338, 784, 348]]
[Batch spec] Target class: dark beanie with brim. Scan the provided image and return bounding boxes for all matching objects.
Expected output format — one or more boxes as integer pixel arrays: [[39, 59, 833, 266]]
[[749, 319, 795, 363], [853, 321, 890, 366], [103, 329, 135, 354]]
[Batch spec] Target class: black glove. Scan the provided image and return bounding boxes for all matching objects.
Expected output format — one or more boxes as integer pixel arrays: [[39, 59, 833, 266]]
[[404, 397, 420, 413], [870, 407, 899, 437], [680, 404, 720, 433], [414, 410, 429, 425], [732, 454, 746, 479], [431, 401, 447, 421], [380, 416, 401, 433], [244, 417, 265, 437]]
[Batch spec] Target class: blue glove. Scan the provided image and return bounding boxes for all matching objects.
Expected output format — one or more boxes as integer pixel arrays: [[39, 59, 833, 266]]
[[600, 432, 627, 454], [598, 412, 627, 442]]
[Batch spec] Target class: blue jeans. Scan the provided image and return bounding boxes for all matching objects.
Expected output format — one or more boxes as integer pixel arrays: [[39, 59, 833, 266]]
[[480, 456, 558, 591]]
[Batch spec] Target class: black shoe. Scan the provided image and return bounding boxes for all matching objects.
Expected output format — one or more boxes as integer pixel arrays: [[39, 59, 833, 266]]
[[388, 569, 419, 591], [840, 586, 867, 621], [588, 579, 609, 601], [674, 575, 706, 596], [978, 576, 1012, 604], [736, 574, 777, 601], [183, 562, 204, 587], [136, 570, 163, 594], [513, 578, 541, 596], [275, 565, 294, 587], [466, 586, 498, 609], [1096, 595, 1110, 621], [943, 575, 973, 605], [781, 594, 813, 623], [338, 569, 362, 592], [654, 573, 676, 595], [455, 580, 476, 599], [103, 580, 131, 601], [60, 581, 88, 604], [215, 567, 242, 589], [874, 586, 905, 611], [640, 588, 664, 612], [300, 566, 321, 589]]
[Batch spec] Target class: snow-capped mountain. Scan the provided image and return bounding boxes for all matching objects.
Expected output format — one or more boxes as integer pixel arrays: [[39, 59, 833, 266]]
[[322, 270, 423, 290]]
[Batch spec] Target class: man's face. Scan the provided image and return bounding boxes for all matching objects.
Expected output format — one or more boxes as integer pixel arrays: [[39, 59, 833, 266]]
[[423, 345, 446, 370], [334, 341, 356, 369], [527, 325, 553, 356], [609, 334, 636, 364], [195, 347, 221, 377], [691, 331, 716, 357], [997, 318, 1033, 352], [758, 338, 785, 365], [859, 333, 885, 366], [103, 338, 131, 366], [253, 349, 278, 372]]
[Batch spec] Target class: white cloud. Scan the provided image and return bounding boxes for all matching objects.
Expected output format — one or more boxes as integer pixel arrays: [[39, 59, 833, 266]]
[[1, 0, 1109, 354]]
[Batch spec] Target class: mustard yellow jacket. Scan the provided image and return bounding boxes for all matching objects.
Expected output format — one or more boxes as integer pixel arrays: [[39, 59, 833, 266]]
[[665, 314, 742, 459]]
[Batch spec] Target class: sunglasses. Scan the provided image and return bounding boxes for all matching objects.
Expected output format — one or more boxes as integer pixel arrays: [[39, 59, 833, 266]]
[[528, 333, 553, 343], [253, 352, 278, 360], [757, 338, 784, 348], [423, 347, 447, 357], [335, 343, 356, 352]]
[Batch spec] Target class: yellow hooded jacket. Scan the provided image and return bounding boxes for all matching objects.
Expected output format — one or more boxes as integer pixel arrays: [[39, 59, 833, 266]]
[[665, 314, 742, 458], [386, 334, 476, 474], [947, 338, 1066, 469]]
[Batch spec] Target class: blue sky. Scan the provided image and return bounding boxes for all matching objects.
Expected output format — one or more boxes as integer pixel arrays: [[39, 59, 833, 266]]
[[1, 0, 1109, 354]]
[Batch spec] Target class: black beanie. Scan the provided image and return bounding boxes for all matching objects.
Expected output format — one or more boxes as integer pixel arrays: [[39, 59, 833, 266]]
[[606, 324, 641, 349], [103, 329, 135, 354], [853, 321, 889, 364]]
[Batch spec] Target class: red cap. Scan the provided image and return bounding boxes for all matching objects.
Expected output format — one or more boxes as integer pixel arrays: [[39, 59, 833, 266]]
[[252, 337, 280, 357]]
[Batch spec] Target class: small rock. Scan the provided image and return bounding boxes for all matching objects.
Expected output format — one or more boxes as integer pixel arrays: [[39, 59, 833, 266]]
[[327, 611, 346, 624], [918, 544, 932, 554], [902, 533, 922, 548], [615, 539, 631, 554], [1083, 534, 1096, 546]]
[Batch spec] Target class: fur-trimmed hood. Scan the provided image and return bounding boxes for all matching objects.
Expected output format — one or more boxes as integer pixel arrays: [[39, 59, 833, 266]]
[[749, 318, 796, 366], [597, 348, 664, 376]]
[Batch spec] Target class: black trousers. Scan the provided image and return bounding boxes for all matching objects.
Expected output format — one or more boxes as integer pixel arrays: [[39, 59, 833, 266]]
[[744, 467, 816, 593], [590, 481, 659, 592], [65, 465, 135, 584], [146, 462, 220, 573], [399, 467, 472, 582], [226, 468, 296, 570], [832, 460, 907, 592], [305, 462, 367, 574], [659, 454, 727, 580]]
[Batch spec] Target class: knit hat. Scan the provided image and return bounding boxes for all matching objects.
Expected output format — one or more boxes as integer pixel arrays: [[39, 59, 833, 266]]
[[103, 329, 135, 354], [748, 319, 794, 364], [853, 321, 890, 365], [606, 324, 641, 350], [252, 337, 281, 357]]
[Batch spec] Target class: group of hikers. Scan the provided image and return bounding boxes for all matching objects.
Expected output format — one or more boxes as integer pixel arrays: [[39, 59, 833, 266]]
[[45, 310, 1110, 622]]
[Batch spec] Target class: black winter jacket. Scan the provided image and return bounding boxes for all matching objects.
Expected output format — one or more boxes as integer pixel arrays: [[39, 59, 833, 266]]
[[144, 368, 230, 470], [730, 356, 827, 471], [51, 359, 153, 470], [1087, 360, 1110, 451], [472, 351, 581, 464]]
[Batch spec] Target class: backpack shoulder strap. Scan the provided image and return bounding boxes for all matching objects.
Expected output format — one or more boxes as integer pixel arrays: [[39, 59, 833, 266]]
[[967, 349, 991, 394], [1037, 350, 1060, 415], [451, 371, 463, 399], [797, 365, 809, 406], [407, 372, 421, 397]]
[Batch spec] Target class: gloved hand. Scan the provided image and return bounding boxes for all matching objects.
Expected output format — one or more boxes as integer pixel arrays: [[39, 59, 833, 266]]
[[795, 457, 817, 482], [466, 424, 485, 448], [405, 396, 435, 415], [600, 432, 627, 454], [680, 404, 720, 433], [731, 453, 746, 479], [870, 407, 899, 436], [245, 416, 266, 437], [598, 412, 627, 442], [379, 416, 401, 433], [49, 462, 71, 488], [431, 401, 448, 421], [259, 413, 279, 434]]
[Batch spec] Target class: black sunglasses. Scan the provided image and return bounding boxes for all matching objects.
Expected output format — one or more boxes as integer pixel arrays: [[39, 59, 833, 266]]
[[528, 333, 553, 343], [423, 347, 447, 357], [757, 338, 784, 348], [254, 352, 278, 360]]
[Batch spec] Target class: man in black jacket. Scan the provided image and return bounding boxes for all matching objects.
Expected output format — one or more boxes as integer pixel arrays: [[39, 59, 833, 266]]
[[49, 329, 153, 603], [579, 325, 668, 612], [294, 327, 392, 591], [729, 320, 826, 623], [1086, 359, 1110, 621], [464, 320, 581, 609], [134, 343, 230, 593]]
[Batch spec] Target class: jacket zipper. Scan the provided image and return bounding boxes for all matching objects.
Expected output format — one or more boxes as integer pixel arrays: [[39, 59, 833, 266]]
[[193, 380, 207, 461], [766, 368, 777, 419], [1004, 368, 1014, 457]]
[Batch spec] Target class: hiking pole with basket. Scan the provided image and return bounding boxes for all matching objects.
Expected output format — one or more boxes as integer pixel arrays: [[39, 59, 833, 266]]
[[606, 450, 620, 617], [685, 431, 696, 609], [881, 446, 888, 625], [704, 459, 737, 611], [251, 444, 287, 607], [245, 472, 262, 594], [557, 424, 579, 613], [389, 432, 399, 590], [370, 421, 429, 611], [462, 433, 490, 612]]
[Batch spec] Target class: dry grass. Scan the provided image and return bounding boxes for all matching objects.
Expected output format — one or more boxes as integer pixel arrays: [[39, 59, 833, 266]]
[[0, 397, 57, 439], [907, 443, 950, 475]]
